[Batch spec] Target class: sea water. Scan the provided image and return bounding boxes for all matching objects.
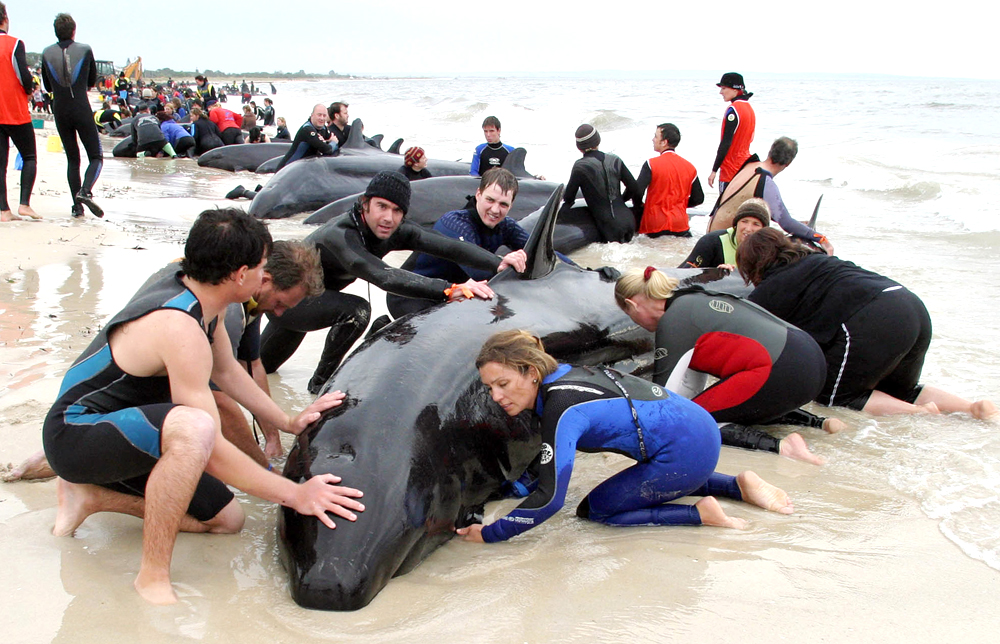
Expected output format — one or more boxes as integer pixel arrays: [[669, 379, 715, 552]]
[[263, 73, 1000, 571]]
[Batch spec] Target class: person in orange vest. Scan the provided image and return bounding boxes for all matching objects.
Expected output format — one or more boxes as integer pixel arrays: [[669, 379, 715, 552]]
[[0, 1, 41, 221], [708, 72, 755, 192], [634, 123, 704, 237]]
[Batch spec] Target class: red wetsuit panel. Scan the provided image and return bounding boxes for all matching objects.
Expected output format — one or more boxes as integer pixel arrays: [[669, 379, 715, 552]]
[[690, 331, 772, 412]]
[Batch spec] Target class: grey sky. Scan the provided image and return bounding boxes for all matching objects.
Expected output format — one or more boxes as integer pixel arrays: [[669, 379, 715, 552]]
[[4, 0, 993, 80]]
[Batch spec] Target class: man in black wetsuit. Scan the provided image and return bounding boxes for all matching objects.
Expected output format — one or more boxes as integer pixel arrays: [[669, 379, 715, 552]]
[[328, 101, 350, 147], [471, 115, 514, 176], [275, 103, 335, 171], [41, 13, 103, 218], [259, 171, 523, 394]]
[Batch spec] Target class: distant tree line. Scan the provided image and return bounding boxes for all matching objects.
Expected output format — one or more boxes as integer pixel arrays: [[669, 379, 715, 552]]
[[150, 67, 351, 79]]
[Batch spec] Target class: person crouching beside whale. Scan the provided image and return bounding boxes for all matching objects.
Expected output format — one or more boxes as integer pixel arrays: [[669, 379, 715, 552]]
[[259, 171, 527, 394], [614, 266, 846, 466], [456, 330, 794, 543], [386, 168, 528, 319], [738, 227, 998, 419], [41, 208, 365, 605]]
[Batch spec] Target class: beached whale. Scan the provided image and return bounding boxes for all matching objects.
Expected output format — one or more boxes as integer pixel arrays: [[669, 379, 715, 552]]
[[196, 142, 292, 172], [255, 119, 400, 174], [277, 186, 738, 610], [302, 174, 562, 226]]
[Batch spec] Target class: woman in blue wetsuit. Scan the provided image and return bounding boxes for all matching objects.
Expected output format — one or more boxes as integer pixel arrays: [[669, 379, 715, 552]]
[[456, 330, 793, 543]]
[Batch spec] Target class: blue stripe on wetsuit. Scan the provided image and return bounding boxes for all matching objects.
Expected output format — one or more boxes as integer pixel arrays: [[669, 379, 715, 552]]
[[63, 405, 163, 458]]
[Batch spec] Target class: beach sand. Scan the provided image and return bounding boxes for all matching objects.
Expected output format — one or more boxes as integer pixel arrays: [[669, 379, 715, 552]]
[[1, 112, 998, 643]]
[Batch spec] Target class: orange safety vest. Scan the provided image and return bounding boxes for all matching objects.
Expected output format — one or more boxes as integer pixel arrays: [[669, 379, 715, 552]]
[[640, 150, 698, 234], [0, 33, 31, 125], [718, 98, 755, 183]]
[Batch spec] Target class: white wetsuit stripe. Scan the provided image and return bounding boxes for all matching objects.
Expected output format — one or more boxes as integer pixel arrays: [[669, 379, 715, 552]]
[[828, 323, 850, 406]]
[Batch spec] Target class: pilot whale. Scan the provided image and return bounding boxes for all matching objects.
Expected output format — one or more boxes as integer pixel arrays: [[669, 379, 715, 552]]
[[196, 142, 292, 172], [278, 186, 738, 610]]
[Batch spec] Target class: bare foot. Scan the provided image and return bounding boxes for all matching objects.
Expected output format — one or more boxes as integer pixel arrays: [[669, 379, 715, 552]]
[[53, 478, 96, 536], [971, 400, 998, 421], [17, 205, 42, 220], [1, 209, 22, 222], [736, 471, 794, 514], [822, 417, 847, 434], [778, 433, 825, 465], [134, 574, 179, 605], [1, 451, 55, 482], [695, 497, 747, 529]]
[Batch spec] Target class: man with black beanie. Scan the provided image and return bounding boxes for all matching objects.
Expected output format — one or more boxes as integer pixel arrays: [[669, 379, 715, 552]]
[[259, 171, 525, 393]]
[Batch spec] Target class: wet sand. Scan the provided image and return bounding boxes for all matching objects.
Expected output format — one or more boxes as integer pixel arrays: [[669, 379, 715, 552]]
[[2, 118, 999, 643]]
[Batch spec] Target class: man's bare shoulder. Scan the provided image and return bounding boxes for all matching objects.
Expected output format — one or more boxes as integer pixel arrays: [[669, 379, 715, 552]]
[[110, 309, 211, 376]]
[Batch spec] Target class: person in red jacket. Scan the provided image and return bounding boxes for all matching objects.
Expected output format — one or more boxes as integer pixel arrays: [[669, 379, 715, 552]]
[[708, 72, 755, 191], [634, 123, 704, 237], [0, 2, 41, 221], [207, 99, 244, 145]]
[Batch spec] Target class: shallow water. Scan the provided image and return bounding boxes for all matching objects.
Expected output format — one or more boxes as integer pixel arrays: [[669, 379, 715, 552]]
[[2, 74, 1000, 641]]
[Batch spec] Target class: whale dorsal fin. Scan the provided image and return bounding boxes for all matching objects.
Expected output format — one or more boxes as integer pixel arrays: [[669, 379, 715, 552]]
[[388, 138, 404, 154], [502, 148, 533, 178], [343, 118, 367, 148], [521, 185, 563, 280]]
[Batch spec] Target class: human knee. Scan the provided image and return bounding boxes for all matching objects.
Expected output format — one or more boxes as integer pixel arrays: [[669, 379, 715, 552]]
[[206, 498, 245, 533], [163, 406, 217, 454]]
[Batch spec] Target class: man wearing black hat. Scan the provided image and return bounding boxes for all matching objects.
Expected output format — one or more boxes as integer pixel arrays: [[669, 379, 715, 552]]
[[259, 170, 523, 393], [708, 72, 755, 192]]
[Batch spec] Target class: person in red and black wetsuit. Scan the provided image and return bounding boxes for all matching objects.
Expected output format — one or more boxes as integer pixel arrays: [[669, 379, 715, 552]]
[[0, 1, 41, 221], [708, 72, 755, 192], [615, 266, 847, 465]]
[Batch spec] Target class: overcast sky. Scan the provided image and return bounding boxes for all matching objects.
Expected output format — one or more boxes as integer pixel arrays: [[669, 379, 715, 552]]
[[5, 0, 993, 80]]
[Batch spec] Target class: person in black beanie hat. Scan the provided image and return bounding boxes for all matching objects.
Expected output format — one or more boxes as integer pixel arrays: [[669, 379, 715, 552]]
[[560, 124, 641, 243], [259, 170, 525, 393]]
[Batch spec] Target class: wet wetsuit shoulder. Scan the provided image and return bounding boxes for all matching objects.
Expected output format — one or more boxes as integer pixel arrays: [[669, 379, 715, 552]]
[[277, 121, 334, 169], [679, 229, 729, 268], [40, 40, 97, 111], [409, 208, 526, 282], [471, 141, 515, 176]]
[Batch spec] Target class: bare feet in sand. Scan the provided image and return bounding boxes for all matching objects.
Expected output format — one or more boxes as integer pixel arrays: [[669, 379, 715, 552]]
[[1, 451, 55, 482], [778, 433, 825, 465], [135, 573, 179, 605], [1, 209, 22, 222], [53, 478, 96, 537], [737, 471, 794, 514], [822, 417, 847, 434], [971, 400, 998, 421], [695, 497, 747, 529], [18, 205, 42, 220]]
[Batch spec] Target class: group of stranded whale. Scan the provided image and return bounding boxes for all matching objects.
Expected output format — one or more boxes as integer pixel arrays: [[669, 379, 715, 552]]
[[6, 86, 999, 613]]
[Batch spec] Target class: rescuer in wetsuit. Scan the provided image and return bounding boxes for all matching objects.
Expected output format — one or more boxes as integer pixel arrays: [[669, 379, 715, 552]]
[[615, 266, 846, 465], [560, 124, 641, 243], [41, 13, 104, 218], [680, 198, 770, 270], [471, 115, 515, 176], [275, 103, 336, 171], [0, 3, 40, 221], [259, 171, 527, 394], [456, 330, 794, 543], [708, 72, 755, 192]]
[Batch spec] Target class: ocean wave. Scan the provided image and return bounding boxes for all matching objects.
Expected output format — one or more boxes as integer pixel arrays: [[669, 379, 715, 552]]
[[860, 181, 942, 202], [440, 101, 490, 123], [589, 110, 636, 132]]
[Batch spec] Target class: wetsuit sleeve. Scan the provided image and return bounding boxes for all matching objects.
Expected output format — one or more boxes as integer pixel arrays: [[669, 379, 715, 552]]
[[304, 130, 334, 155], [333, 226, 453, 300], [652, 307, 695, 386], [635, 161, 651, 201], [235, 315, 262, 362], [762, 178, 823, 242], [679, 231, 724, 268], [470, 144, 483, 176], [688, 176, 705, 208], [502, 218, 530, 251], [40, 56, 53, 94], [619, 159, 641, 205], [14, 41, 32, 94], [563, 164, 582, 205], [481, 406, 584, 543], [86, 48, 98, 88], [407, 223, 503, 282], [712, 106, 738, 173]]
